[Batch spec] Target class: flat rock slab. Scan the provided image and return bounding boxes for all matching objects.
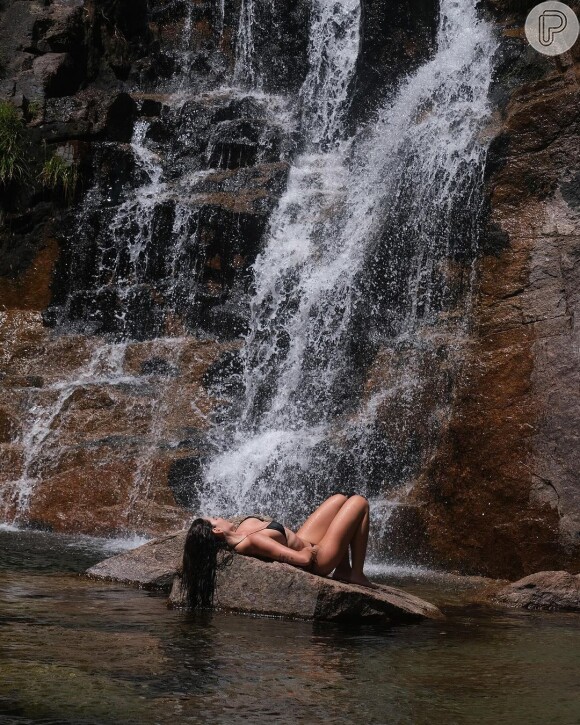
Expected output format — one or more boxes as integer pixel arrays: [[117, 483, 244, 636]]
[[86, 531, 443, 623], [87, 531, 188, 589], [494, 571, 580, 611]]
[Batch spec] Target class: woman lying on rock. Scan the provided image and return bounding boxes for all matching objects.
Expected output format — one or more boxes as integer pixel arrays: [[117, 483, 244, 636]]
[[182, 493, 374, 609]]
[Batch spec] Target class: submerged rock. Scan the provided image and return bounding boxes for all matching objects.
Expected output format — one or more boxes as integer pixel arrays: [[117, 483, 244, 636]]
[[494, 571, 580, 612], [86, 532, 443, 623]]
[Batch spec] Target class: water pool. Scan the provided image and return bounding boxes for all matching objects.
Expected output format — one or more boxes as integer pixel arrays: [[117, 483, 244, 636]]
[[1, 529, 579, 724]]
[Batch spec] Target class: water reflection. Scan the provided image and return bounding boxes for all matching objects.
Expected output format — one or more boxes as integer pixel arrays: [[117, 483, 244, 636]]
[[1, 530, 579, 724]]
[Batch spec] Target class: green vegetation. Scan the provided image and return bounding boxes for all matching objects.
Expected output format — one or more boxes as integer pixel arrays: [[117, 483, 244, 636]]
[[0, 101, 27, 185], [39, 153, 78, 201], [26, 100, 43, 122], [1, 101, 79, 204]]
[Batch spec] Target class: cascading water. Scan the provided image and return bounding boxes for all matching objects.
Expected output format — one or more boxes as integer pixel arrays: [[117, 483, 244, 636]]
[[0, 0, 292, 530], [233, 0, 258, 88], [1, 0, 497, 553], [0, 343, 129, 521], [299, 0, 360, 146], [201, 0, 497, 537]]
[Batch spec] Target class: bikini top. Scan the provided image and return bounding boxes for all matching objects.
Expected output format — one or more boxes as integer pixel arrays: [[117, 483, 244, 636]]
[[233, 516, 288, 547]]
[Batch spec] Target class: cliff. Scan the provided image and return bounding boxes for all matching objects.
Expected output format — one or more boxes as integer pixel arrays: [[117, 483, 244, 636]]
[[0, 0, 579, 579], [389, 0, 580, 577]]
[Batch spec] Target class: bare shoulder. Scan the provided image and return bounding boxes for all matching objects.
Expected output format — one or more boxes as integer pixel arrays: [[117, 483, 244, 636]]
[[234, 516, 265, 534], [232, 536, 254, 554]]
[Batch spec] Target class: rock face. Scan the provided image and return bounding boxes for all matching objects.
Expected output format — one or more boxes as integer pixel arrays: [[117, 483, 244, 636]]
[[86, 531, 444, 623], [1, 0, 580, 582], [171, 557, 444, 622], [386, 0, 580, 579], [0, 0, 296, 534], [0, 0, 442, 537], [494, 571, 580, 611]]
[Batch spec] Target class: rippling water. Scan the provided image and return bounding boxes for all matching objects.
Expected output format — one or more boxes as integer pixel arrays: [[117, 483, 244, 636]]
[[1, 530, 579, 725]]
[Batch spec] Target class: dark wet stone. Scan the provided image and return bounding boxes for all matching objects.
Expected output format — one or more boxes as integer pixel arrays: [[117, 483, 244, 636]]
[[494, 571, 580, 611], [141, 357, 178, 376], [480, 222, 510, 257], [86, 532, 444, 622], [167, 457, 203, 509], [561, 173, 580, 210], [201, 349, 243, 395], [103, 93, 138, 142]]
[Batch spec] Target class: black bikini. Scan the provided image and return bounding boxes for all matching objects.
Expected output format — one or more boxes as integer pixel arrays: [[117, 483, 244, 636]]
[[264, 520, 287, 539], [236, 516, 287, 543]]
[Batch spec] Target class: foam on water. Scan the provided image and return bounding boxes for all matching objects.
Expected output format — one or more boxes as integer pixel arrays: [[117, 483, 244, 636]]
[[365, 562, 442, 578], [0, 523, 21, 533], [73, 533, 151, 554]]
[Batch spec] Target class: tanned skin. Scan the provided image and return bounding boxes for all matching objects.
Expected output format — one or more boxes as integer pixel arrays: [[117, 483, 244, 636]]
[[208, 494, 374, 588]]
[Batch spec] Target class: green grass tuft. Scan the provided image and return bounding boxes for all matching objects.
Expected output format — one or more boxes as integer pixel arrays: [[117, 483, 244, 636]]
[[26, 100, 43, 122], [39, 154, 78, 201], [0, 101, 28, 185]]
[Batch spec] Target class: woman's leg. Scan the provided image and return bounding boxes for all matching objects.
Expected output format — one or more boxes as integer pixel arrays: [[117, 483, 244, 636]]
[[296, 493, 349, 544], [349, 503, 371, 586], [312, 495, 374, 587]]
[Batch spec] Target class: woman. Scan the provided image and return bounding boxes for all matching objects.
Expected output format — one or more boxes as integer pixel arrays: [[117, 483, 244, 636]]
[[182, 493, 374, 609]]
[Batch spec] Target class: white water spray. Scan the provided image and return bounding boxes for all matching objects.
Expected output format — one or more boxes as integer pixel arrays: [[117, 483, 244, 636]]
[[1, 343, 129, 521], [202, 0, 497, 527], [233, 0, 258, 88]]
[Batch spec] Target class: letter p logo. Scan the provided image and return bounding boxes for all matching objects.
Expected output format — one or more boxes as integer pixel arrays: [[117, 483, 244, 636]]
[[539, 10, 567, 45], [526, 1, 579, 55]]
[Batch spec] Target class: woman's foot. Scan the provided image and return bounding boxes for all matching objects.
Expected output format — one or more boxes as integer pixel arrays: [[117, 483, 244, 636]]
[[332, 569, 377, 589], [348, 572, 377, 589], [332, 565, 352, 583]]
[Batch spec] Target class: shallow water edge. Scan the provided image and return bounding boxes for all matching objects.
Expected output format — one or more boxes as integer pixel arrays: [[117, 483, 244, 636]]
[[1, 530, 579, 725]]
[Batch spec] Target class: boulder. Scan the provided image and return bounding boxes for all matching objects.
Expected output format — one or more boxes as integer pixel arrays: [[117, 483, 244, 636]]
[[32, 53, 79, 97], [494, 571, 580, 611], [87, 531, 188, 589], [86, 531, 443, 623]]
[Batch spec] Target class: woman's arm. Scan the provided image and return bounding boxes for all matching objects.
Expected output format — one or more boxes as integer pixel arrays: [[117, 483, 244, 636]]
[[236, 534, 316, 567]]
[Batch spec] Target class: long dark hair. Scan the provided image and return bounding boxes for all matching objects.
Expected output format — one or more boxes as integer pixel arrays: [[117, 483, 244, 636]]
[[181, 518, 233, 609]]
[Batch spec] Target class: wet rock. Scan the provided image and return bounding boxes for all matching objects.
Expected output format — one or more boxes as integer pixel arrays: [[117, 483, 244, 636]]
[[16, 53, 82, 102], [494, 571, 580, 611], [206, 119, 283, 169], [392, 30, 580, 578], [0, 204, 56, 279], [201, 348, 243, 395], [31, 53, 81, 98], [561, 172, 580, 210], [0, 407, 19, 443], [26, 448, 190, 536], [227, 0, 311, 93], [172, 556, 444, 622], [86, 531, 444, 622], [0, 310, 233, 535], [0, 375, 44, 389], [103, 93, 138, 142], [35, 1, 85, 55], [87, 530, 189, 588], [353, 0, 439, 123], [167, 456, 203, 509]]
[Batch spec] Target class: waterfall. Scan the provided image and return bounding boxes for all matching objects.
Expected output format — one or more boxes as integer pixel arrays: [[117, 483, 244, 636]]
[[0, 0, 290, 528], [299, 0, 360, 147], [233, 0, 258, 88], [1, 0, 497, 544], [201, 0, 497, 530], [0, 342, 130, 521]]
